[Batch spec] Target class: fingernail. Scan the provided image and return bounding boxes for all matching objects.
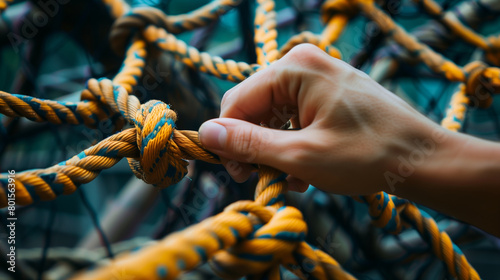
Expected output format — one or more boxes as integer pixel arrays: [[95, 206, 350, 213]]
[[199, 121, 227, 151]]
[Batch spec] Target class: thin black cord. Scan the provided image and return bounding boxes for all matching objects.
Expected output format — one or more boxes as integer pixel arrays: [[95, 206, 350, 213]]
[[37, 202, 56, 280], [78, 188, 114, 259]]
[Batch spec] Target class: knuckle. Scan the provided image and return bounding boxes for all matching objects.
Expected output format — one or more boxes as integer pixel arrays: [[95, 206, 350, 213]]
[[285, 44, 325, 64], [288, 44, 323, 59], [220, 91, 232, 112], [283, 43, 339, 73]]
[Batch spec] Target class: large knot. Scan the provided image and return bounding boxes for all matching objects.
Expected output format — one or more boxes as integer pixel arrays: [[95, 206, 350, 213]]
[[210, 204, 307, 278], [128, 100, 188, 188], [110, 7, 169, 55], [464, 62, 500, 108]]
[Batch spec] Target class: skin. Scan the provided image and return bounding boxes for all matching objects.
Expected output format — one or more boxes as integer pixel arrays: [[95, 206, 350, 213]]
[[198, 44, 500, 237]]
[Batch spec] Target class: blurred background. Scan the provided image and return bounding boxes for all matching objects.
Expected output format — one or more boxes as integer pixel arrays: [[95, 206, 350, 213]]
[[0, 0, 500, 279]]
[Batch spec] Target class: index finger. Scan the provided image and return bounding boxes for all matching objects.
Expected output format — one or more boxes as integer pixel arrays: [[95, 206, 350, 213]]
[[219, 43, 338, 125], [220, 65, 294, 125]]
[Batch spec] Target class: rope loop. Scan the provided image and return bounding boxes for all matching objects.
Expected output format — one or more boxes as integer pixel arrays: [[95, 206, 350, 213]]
[[210, 204, 307, 278], [128, 100, 188, 188], [110, 7, 169, 55], [464, 61, 500, 108]]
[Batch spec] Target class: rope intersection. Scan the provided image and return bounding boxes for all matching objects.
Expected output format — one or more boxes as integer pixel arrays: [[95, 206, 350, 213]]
[[1, 0, 499, 279]]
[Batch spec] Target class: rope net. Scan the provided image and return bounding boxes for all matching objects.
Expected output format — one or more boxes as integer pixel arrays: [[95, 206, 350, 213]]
[[0, 0, 499, 279]]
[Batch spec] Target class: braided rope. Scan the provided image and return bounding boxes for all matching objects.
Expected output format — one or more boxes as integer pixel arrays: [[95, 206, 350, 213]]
[[164, 0, 243, 34], [112, 39, 148, 93], [0, 98, 220, 207], [109, 1, 242, 55], [441, 86, 469, 132], [72, 167, 355, 280], [353, 0, 466, 82], [0, 38, 149, 130], [319, 15, 348, 56], [143, 25, 257, 82], [0, 129, 137, 206], [402, 203, 481, 279], [0, 92, 103, 127], [255, 0, 279, 66], [414, 0, 500, 66], [415, 0, 489, 47], [0, 0, 497, 279]]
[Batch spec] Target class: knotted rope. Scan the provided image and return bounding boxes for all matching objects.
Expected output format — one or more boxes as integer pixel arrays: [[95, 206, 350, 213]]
[[413, 0, 500, 66], [0, 78, 219, 206], [463, 61, 500, 108], [128, 100, 188, 187], [72, 167, 355, 280]]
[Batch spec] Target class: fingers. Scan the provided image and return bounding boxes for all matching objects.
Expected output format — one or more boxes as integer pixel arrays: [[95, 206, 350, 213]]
[[200, 44, 339, 184], [221, 44, 344, 128], [287, 175, 309, 193], [220, 44, 332, 122], [220, 65, 294, 125], [220, 157, 254, 183], [198, 118, 291, 167]]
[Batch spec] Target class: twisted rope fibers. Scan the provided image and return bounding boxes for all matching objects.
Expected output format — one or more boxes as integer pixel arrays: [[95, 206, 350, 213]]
[[1, 0, 499, 279]]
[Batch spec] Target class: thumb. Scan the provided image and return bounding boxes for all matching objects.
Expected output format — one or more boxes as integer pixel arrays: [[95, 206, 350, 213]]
[[198, 118, 289, 166]]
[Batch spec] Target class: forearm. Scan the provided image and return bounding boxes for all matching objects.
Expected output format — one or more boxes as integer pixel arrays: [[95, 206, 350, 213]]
[[396, 129, 500, 237]]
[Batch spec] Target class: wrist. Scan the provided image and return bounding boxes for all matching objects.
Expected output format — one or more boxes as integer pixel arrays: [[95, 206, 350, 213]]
[[425, 131, 500, 193], [398, 127, 500, 236]]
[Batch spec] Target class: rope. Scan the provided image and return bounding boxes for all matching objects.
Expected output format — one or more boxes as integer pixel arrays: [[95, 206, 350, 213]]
[[0, 0, 497, 279], [255, 0, 279, 66], [0, 96, 220, 206], [414, 0, 500, 66], [72, 169, 355, 280], [109, 1, 243, 55]]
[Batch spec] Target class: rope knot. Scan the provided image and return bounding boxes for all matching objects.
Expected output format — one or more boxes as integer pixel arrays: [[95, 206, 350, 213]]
[[128, 100, 188, 188], [110, 7, 168, 55], [464, 62, 500, 108], [210, 203, 307, 278]]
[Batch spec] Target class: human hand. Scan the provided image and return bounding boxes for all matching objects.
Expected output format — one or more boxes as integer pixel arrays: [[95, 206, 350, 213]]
[[198, 44, 453, 194]]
